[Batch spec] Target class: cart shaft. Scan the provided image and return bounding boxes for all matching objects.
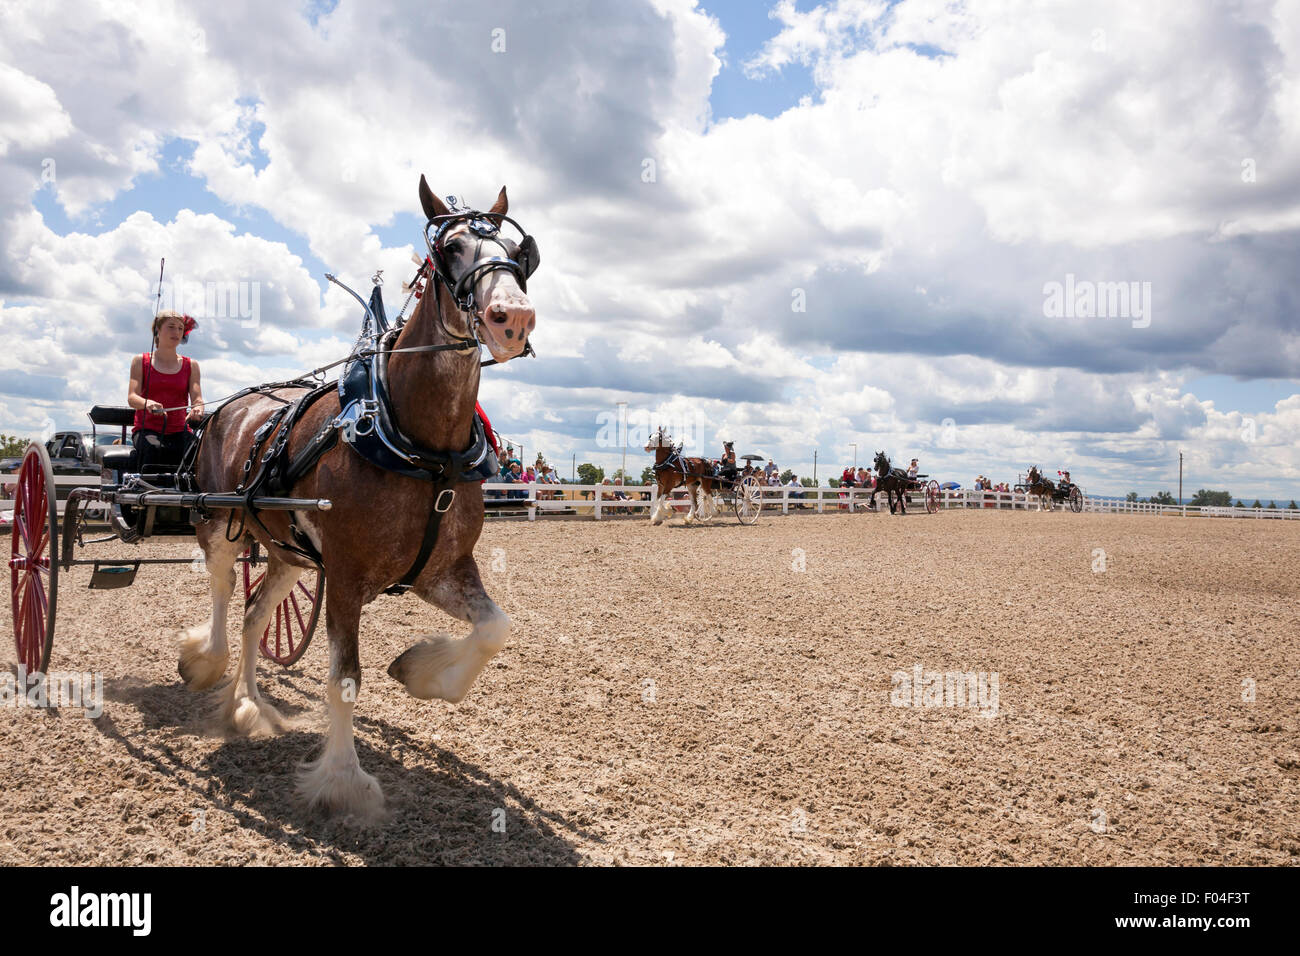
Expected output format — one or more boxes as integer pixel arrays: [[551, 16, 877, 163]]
[[113, 491, 332, 511]]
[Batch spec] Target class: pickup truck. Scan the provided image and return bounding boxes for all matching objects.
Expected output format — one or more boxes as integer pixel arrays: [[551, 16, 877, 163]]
[[0, 431, 127, 507]]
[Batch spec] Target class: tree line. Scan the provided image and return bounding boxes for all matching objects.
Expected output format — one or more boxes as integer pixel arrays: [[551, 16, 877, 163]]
[[1125, 489, 1298, 509]]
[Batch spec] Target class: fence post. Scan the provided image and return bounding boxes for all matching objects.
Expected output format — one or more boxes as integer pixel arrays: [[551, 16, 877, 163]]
[[528, 482, 537, 521], [817, 487, 825, 513], [594, 487, 603, 520]]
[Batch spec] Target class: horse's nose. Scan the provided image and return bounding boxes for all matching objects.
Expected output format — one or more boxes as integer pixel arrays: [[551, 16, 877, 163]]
[[485, 295, 536, 342]]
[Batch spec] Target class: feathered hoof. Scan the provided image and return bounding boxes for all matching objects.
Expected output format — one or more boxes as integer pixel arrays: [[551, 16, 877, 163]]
[[296, 756, 385, 822], [177, 632, 228, 690], [220, 692, 286, 736], [388, 634, 493, 704]]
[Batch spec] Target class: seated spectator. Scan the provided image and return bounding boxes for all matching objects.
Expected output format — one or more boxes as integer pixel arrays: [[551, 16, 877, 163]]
[[613, 477, 629, 501], [767, 472, 781, 487], [503, 460, 528, 499], [786, 474, 803, 501], [764, 459, 778, 479]]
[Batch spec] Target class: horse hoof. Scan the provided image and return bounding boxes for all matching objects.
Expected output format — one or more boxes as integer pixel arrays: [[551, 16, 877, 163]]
[[297, 756, 385, 821], [221, 692, 286, 736], [177, 632, 227, 690]]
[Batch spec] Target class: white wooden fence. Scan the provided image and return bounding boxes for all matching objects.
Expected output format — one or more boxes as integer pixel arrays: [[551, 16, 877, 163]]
[[3, 475, 1298, 523]]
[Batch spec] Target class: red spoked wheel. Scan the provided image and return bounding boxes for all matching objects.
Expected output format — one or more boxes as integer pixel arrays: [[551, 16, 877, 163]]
[[241, 547, 324, 667], [9, 443, 58, 674], [925, 479, 940, 514]]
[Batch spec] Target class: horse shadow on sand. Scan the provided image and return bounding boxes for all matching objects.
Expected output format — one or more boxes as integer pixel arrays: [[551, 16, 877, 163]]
[[97, 673, 592, 865]]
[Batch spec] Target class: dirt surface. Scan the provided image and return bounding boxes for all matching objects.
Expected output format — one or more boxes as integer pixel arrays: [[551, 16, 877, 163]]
[[3, 509, 1298, 866]]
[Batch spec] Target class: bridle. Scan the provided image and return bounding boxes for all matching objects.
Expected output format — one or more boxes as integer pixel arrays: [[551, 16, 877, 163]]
[[414, 199, 539, 363]]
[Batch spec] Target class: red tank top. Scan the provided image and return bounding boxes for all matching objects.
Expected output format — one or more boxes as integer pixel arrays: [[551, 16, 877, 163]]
[[133, 353, 192, 434]]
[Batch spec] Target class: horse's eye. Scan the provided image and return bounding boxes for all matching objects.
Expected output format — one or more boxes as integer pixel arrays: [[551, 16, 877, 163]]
[[443, 241, 461, 256]]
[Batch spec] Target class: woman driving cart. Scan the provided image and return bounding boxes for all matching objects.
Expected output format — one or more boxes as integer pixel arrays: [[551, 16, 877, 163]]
[[127, 310, 204, 467]]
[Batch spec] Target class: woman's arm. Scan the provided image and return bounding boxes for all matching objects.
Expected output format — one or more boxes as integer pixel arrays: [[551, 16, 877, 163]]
[[127, 354, 163, 415], [187, 360, 204, 421]]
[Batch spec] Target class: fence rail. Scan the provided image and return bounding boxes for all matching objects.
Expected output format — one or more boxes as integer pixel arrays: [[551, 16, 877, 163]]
[[3, 475, 1298, 522]]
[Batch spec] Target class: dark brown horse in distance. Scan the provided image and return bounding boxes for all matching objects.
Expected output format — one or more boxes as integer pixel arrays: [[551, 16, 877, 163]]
[[1025, 466, 1057, 511], [870, 451, 911, 514], [179, 176, 536, 818]]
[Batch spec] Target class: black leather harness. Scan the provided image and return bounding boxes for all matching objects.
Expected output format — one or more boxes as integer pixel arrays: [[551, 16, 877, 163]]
[[197, 198, 535, 595]]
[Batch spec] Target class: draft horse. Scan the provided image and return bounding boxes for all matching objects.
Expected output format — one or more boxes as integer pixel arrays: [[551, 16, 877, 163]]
[[179, 175, 537, 818], [645, 427, 721, 524], [1025, 466, 1056, 511], [870, 451, 911, 515]]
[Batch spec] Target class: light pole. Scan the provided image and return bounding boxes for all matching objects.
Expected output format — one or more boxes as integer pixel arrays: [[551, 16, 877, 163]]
[[1179, 451, 1183, 508], [617, 401, 628, 482]]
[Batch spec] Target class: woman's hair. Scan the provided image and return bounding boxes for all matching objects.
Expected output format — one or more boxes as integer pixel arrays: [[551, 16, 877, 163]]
[[152, 310, 196, 344]]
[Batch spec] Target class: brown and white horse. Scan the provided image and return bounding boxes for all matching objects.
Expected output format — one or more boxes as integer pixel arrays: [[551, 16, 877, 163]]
[[178, 175, 535, 819], [645, 427, 720, 524]]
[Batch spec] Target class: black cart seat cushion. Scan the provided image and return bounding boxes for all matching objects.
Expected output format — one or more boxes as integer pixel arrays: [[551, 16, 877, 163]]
[[89, 405, 136, 427]]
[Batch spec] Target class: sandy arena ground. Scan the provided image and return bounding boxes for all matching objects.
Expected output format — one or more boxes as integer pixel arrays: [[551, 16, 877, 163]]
[[2, 508, 1298, 866]]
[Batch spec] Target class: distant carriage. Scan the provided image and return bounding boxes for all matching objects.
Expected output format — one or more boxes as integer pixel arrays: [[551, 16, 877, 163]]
[[869, 452, 940, 515], [1015, 467, 1084, 512], [645, 430, 763, 525]]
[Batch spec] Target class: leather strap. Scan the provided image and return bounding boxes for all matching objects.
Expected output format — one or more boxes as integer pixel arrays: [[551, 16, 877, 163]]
[[384, 480, 456, 595]]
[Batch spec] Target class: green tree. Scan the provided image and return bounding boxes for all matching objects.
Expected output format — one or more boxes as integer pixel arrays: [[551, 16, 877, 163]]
[[1289, 500, 1298, 510], [780, 469, 795, 483], [1125, 491, 1138, 503], [576, 462, 604, 486], [1190, 489, 1232, 508], [1267, 500, 1277, 510], [640, 466, 656, 484], [1234, 500, 1245, 508], [0, 434, 32, 457], [801, 477, 816, 487], [1251, 499, 1263, 509], [827, 478, 841, 488], [1151, 491, 1177, 505]]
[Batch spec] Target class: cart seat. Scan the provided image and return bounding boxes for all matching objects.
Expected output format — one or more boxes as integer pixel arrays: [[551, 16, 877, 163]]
[[90, 405, 135, 427], [101, 447, 134, 475]]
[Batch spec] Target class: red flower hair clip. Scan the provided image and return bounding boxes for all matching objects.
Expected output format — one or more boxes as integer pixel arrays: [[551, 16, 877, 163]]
[[182, 315, 197, 337]]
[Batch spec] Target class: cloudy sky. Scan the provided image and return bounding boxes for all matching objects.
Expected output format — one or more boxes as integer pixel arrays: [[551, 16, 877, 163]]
[[1, 0, 1298, 500]]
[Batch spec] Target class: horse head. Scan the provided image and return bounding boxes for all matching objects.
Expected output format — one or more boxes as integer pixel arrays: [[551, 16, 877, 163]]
[[873, 450, 890, 475], [419, 175, 537, 364], [644, 427, 674, 452]]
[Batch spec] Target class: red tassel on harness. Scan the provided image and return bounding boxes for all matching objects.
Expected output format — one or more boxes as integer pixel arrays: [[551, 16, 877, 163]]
[[476, 402, 500, 456]]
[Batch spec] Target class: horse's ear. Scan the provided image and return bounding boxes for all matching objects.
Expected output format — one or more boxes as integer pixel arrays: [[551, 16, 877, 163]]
[[419, 175, 449, 220], [489, 186, 508, 216]]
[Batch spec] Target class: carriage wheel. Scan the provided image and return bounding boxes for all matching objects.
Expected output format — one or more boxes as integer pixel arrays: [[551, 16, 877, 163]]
[[925, 480, 940, 514], [242, 548, 324, 667], [9, 443, 58, 674], [734, 476, 763, 525], [1069, 486, 1083, 513]]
